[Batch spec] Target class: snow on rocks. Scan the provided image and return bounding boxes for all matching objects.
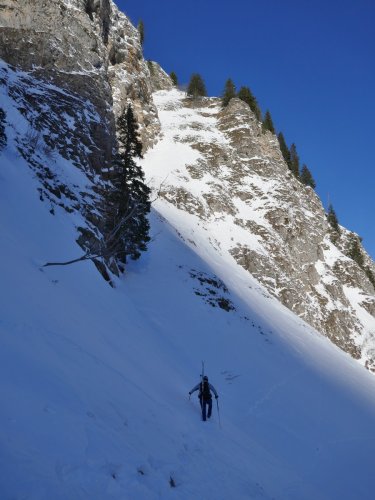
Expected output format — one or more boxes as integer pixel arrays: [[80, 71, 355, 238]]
[[142, 87, 375, 370]]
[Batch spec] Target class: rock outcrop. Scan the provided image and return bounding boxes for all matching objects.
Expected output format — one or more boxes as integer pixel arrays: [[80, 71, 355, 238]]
[[0, 0, 160, 278], [147, 61, 174, 92], [0, 0, 160, 151], [141, 90, 375, 369]]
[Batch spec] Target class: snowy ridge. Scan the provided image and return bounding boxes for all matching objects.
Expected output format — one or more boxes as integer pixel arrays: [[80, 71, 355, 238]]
[[142, 88, 375, 369], [2, 75, 375, 499]]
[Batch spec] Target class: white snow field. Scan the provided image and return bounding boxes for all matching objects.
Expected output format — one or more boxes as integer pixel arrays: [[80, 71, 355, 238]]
[[1, 86, 375, 500]]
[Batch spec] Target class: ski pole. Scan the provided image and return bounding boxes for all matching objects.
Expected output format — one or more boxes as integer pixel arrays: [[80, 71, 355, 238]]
[[216, 398, 222, 428], [201, 360, 205, 421]]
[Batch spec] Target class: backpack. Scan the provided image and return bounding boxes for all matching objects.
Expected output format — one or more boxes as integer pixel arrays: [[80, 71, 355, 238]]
[[199, 380, 211, 401]]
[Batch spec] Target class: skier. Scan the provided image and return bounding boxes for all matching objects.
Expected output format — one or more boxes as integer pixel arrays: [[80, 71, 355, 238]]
[[189, 375, 219, 421]]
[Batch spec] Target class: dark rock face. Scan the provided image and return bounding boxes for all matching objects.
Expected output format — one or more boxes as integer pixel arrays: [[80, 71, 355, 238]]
[[84, 0, 111, 43], [2, 65, 112, 175], [1, 62, 110, 268], [0, 0, 160, 150], [0, 0, 160, 280]]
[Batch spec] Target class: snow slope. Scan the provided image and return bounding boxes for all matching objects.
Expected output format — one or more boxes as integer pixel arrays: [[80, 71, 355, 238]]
[[2, 86, 375, 500]]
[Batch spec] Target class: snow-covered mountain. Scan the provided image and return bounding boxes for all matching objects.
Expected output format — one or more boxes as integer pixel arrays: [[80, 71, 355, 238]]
[[1, 0, 374, 364], [141, 87, 375, 370], [1, 1, 375, 498], [2, 69, 375, 499]]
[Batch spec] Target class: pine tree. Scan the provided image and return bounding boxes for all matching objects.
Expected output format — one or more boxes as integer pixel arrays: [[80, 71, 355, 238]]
[[170, 71, 178, 86], [237, 86, 261, 121], [300, 164, 316, 189], [289, 143, 300, 178], [138, 20, 145, 47], [187, 73, 207, 98], [222, 78, 236, 107], [104, 105, 150, 269], [147, 60, 155, 76], [262, 110, 275, 134], [0, 108, 6, 151], [347, 233, 364, 267], [365, 267, 375, 289], [277, 132, 291, 167], [327, 204, 340, 234]]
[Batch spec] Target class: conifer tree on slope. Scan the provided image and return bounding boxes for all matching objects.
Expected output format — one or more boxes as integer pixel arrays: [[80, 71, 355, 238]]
[[327, 203, 340, 234], [222, 78, 236, 107], [105, 104, 150, 270], [365, 267, 375, 290], [300, 164, 316, 189], [138, 20, 145, 47], [289, 143, 300, 178], [237, 86, 262, 121], [347, 233, 364, 267], [187, 73, 207, 98], [262, 110, 275, 134], [326, 203, 341, 244], [345, 233, 375, 288], [170, 71, 178, 86], [277, 132, 291, 168]]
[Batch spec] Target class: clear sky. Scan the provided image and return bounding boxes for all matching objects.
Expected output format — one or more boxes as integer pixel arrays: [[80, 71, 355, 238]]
[[117, 0, 375, 259]]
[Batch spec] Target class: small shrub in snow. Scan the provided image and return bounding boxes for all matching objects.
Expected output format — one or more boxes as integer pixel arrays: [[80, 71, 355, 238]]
[[0, 108, 7, 151], [24, 127, 42, 153], [22, 127, 56, 161]]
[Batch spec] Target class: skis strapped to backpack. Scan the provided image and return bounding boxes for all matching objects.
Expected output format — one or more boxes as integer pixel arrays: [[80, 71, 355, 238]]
[[200, 360, 205, 402]]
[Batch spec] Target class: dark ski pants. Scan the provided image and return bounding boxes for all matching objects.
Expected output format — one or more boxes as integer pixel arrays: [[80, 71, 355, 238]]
[[200, 397, 212, 421]]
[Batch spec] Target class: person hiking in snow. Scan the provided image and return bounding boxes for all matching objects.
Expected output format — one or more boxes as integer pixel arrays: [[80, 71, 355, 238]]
[[189, 375, 218, 421]]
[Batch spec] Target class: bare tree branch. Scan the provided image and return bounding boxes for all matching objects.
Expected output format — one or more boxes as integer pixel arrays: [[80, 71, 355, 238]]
[[42, 255, 93, 267], [42, 247, 121, 268], [41, 204, 140, 268], [149, 175, 169, 203]]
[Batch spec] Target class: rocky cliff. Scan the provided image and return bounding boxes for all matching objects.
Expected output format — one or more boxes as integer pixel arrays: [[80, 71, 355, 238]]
[[141, 89, 375, 370], [1, 0, 375, 369], [0, 0, 160, 277], [0, 0, 160, 152]]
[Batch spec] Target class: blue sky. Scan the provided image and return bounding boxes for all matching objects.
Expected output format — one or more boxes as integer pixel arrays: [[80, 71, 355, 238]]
[[118, 0, 375, 259]]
